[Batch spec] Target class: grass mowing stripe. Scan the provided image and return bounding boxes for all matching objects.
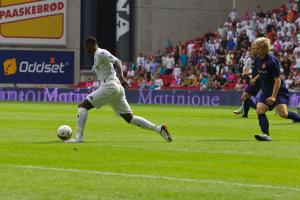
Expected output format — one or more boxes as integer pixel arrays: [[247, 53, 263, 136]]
[[9, 165, 300, 193]]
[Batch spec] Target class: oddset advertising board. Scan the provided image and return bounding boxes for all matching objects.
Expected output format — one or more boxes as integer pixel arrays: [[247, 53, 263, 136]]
[[0, 49, 74, 84], [0, 0, 67, 46]]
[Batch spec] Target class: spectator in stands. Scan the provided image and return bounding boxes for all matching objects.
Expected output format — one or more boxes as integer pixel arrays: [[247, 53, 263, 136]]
[[227, 68, 238, 88], [127, 67, 135, 78], [150, 57, 159, 77], [173, 64, 181, 82], [179, 50, 189, 71], [148, 78, 157, 90], [200, 73, 209, 90], [154, 75, 164, 90], [228, 8, 238, 23], [187, 39, 195, 57], [154, 48, 163, 63], [217, 24, 227, 39], [226, 50, 234, 65], [165, 54, 175, 74], [164, 38, 173, 53], [217, 73, 227, 91], [293, 46, 300, 70], [227, 38, 236, 50], [285, 74, 295, 89], [136, 52, 145, 69]]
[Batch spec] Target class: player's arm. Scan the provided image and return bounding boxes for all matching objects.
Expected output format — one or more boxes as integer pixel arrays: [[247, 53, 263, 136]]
[[271, 78, 281, 98], [266, 59, 281, 105], [266, 77, 280, 105], [114, 60, 129, 89]]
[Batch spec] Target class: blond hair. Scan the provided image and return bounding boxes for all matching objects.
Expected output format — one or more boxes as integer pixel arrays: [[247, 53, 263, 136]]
[[254, 37, 270, 55]]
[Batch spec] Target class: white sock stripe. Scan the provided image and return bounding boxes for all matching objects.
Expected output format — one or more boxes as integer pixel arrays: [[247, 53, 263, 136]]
[[7, 165, 300, 192]]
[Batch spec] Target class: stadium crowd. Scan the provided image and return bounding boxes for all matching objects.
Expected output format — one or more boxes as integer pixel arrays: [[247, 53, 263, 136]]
[[117, 0, 300, 91], [80, 1, 300, 91]]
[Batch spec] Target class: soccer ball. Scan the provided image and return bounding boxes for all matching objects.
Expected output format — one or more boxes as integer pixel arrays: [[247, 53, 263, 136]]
[[57, 125, 72, 141]]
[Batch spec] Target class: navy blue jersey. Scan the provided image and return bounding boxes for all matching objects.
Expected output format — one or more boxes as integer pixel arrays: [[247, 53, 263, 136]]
[[257, 54, 288, 96]]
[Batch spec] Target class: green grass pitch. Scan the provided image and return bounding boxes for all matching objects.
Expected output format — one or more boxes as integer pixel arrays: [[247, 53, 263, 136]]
[[1, 102, 300, 200]]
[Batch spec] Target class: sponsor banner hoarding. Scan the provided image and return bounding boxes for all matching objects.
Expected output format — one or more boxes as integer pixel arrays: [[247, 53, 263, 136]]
[[0, 49, 74, 84], [0, 0, 67, 46], [1, 88, 300, 108]]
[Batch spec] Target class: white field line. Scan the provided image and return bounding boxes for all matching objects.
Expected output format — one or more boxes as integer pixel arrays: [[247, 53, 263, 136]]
[[9, 165, 300, 193]]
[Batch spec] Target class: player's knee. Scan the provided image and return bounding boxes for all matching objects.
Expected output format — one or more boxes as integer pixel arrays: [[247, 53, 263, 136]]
[[256, 107, 265, 115], [241, 93, 248, 101], [241, 96, 245, 101], [78, 99, 94, 110], [120, 113, 133, 123]]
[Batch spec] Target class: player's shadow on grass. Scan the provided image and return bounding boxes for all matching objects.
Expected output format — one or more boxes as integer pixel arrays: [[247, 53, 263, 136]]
[[30, 141, 100, 144], [30, 141, 62, 144], [196, 139, 253, 142], [271, 123, 294, 126]]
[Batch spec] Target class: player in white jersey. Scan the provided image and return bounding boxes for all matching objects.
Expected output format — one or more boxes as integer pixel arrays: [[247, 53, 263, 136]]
[[65, 36, 172, 143], [233, 43, 260, 117]]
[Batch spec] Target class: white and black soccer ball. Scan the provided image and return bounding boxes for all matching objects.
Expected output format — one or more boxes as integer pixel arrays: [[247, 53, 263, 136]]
[[57, 125, 72, 141]]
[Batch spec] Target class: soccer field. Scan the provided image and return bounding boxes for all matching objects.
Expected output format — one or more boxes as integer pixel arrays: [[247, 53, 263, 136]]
[[1, 102, 300, 200]]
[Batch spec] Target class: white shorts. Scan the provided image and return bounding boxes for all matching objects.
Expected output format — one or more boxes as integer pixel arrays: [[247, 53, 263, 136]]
[[86, 81, 132, 114]]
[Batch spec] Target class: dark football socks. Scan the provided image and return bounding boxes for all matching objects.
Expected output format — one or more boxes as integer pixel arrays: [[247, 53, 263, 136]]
[[258, 114, 269, 135], [288, 111, 300, 122]]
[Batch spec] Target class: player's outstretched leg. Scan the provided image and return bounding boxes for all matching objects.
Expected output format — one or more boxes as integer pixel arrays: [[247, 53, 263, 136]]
[[120, 113, 172, 142], [276, 104, 300, 123], [254, 103, 272, 141], [65, 99, 94, 143]]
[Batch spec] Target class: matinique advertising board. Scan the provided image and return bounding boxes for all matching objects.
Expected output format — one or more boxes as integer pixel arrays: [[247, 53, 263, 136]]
[[1, 88, 300, 108]]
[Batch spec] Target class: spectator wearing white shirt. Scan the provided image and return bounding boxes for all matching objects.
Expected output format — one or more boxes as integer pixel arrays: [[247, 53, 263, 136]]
[[187, 40, 195, 57], [228, 8, 238, 22], [136, 52, 145, 69], [165, 54, 175, 70], [154, 75, 164, 90], [173, 64, 181, 81], [127, 68, 135, 78], [293, 46, 300, 70]]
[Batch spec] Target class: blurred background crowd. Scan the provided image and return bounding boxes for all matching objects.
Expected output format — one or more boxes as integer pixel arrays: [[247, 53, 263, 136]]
[[85, 0, 300, 92]]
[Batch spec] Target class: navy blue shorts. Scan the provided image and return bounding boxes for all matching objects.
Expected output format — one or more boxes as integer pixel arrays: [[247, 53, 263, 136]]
[[258, 93, 289, 111], [245, 84, 260, 96]]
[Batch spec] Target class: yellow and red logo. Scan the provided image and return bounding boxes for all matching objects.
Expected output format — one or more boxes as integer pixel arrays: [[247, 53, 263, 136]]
[[0, 0, 67, 45], [3, 58, 17, 76]]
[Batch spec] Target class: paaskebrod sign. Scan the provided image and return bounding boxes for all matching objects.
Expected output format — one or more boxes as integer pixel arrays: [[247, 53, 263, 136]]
[[0, 0, 67, 46]]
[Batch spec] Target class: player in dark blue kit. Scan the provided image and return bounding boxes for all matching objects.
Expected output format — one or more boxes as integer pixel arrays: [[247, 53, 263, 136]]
[[234, 43, 260, 118], [252, 37, 300, 141]]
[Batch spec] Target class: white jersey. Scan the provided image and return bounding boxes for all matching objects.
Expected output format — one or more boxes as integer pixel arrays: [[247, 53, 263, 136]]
[[87, 48, 132, 113], [243, 57, 254, 74], [93, 48, 119, 84]]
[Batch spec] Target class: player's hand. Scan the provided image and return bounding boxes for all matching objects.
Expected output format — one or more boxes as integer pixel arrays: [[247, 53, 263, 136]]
[[266, 96, 276, 105], [119, 77, 129, 89], [250, 79, 256, 86]]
